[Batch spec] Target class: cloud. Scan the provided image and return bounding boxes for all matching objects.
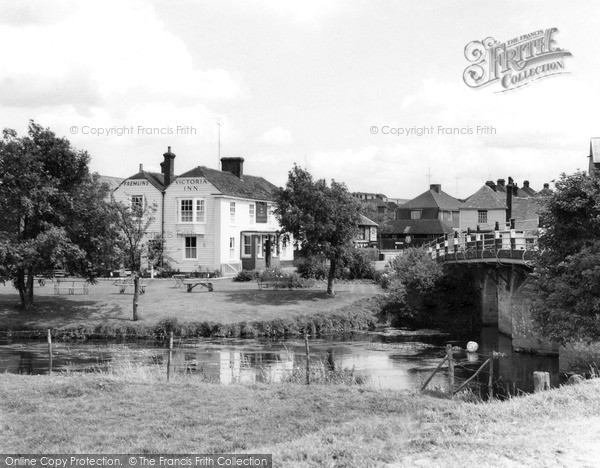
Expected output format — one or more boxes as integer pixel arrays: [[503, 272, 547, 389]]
[[0, 0, 246, 111], [256, 126, 293, 146]]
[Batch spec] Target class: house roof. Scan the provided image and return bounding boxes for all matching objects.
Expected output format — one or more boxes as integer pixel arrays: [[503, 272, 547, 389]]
[[400, 187, 462, 211], [462, 185, 507, 210], [512, 197, 542, 230], [176, 166, 277, 201], [359, 215, 378, 227], [124, 171, 166, 191], [386, 219, 454, 235], [97, 175, 124, 191]]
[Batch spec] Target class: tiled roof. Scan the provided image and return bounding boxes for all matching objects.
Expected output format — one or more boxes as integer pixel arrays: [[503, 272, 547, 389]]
[[177, 166, 277, 201], [401, 188, 462, 211], [97, 175, 124, 191], [462, 185, 507, 209], [125, 171, 166, 191], [512, 197, 542, 230], [359, 215, 378, 227], [386, 219, 454, 235]]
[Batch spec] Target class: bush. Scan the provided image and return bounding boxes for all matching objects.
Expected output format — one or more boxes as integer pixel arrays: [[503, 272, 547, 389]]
[[342, 249, 376, 280], [233, 270, 257, 282], [295, 256, 329, 279]]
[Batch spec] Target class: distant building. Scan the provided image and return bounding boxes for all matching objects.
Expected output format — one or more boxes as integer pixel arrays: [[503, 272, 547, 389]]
[[380, 184, 461, 248], [354, 215, 378, 248]]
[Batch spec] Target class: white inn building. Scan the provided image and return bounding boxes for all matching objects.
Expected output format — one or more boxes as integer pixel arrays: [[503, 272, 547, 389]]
[[112, 148, 294, 275]]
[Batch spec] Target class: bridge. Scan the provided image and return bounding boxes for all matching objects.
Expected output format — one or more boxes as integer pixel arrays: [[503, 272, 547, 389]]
[[425, 226, 538, 266], [422, 226, 558, 356]]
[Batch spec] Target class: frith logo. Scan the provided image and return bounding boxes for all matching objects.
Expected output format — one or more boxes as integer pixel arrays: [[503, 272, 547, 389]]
[[463, 28, 572, 92]]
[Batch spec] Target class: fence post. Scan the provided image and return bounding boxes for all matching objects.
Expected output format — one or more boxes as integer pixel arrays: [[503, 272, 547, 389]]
[[488, 356, 494, 399], [47, 329, 53, 375], [167, 331, 173, 382], [446, 344, 454, 397], [305, 333, 310, 385]]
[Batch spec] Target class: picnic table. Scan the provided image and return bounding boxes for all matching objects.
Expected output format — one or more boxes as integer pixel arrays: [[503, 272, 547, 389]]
[[54, 278, 90, 295], [173, 274, 187, 288], [182, 278, 214, 292], [113, 278, 152, 294]]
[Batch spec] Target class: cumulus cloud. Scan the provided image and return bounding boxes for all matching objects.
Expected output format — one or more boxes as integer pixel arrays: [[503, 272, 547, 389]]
[[256, 126, 293, 145]]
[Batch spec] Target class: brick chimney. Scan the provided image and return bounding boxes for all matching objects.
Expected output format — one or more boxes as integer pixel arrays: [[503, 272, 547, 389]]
[[221, 157, 244, 179], [543, 183, 549, 189], [160, 146, 175, 187], [139, 163, 143, 173], [485, 180, 496, 191], [430, 184, 441, 194], [523, 180, 530, 188]]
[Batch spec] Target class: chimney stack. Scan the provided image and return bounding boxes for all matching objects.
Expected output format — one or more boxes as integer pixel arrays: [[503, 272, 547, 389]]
[[543, 183, 549, 189], [506, 176, 513, 221], [485, 180, 496, 191], [221, 157, 244, 179], [523, 180, 530, 188], [160, 146, 176, 187], [497, 179, 505, 187], [430, 184, 441, 194], [139, 163, 143, 173]]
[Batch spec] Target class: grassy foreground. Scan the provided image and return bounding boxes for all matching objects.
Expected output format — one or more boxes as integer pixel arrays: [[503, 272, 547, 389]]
[[1, 373, 599, 467]]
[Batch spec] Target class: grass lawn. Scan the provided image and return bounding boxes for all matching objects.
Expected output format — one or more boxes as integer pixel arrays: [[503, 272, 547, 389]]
[[1, 372, 599, 466], [0, 279, 381, 330]]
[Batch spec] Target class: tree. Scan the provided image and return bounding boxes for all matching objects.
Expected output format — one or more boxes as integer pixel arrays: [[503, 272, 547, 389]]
[[112, 200, 157, 321], [529, 170, 600, 343], [0, 121, 117, 309], [274, 165, 362, 295]]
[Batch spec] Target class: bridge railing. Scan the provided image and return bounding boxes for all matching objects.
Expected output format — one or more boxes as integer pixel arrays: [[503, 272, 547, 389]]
[[424, 223, 538, 265]]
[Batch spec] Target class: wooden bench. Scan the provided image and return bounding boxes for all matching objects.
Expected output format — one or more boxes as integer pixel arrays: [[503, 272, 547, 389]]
[[112, 278, 151, 294], [183, 278, 213, 292], [257, 276, 293, 290], [53, 278, 90, 295]]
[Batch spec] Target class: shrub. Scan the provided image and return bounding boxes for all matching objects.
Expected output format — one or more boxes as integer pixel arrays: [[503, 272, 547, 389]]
[[295, 256, 329, 279], [233, 270, 257, 282], [342, 249, 376, 280]]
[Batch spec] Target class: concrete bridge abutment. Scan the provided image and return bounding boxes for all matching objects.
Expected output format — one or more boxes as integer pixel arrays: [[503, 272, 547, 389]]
[[473, 264, 558, 355]]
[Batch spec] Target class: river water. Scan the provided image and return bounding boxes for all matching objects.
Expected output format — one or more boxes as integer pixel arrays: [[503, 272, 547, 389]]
[[0, 326, 561, 395]]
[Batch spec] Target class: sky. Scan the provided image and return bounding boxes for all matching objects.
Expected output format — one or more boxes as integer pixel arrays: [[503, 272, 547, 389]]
[[1, 0, 599, 200]]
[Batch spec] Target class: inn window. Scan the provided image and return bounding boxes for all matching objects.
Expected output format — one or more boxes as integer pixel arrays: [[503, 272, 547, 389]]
[[131, 195, 144, 212], [184, 236, 197, 259], [179, 198, 205, 223], [410, 210, 422, 220], [249, 203, 255, 224], [478, 210, 488, 224], [230, 202, 236, 224], [242, 235, 252, 257], [195, 199, 205, 223], [256, 235, 264, 258]]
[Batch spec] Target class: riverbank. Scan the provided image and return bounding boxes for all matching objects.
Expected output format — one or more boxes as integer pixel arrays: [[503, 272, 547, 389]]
[[1, 373, 598, 466], [0, 280, 383, 340]]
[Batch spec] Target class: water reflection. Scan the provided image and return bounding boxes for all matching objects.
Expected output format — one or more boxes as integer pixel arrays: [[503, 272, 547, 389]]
[[0, 327, 563, 394]]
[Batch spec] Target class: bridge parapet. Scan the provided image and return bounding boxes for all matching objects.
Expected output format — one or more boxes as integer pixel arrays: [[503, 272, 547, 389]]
[[425, 228, 538, 266]]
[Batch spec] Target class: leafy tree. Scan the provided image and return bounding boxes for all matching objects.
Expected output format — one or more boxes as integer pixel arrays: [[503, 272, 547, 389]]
[[112, 200, 157, 321], [0, 121, 117, 309], [530, 171, 600, 343], [274, 165, 362, 295]]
